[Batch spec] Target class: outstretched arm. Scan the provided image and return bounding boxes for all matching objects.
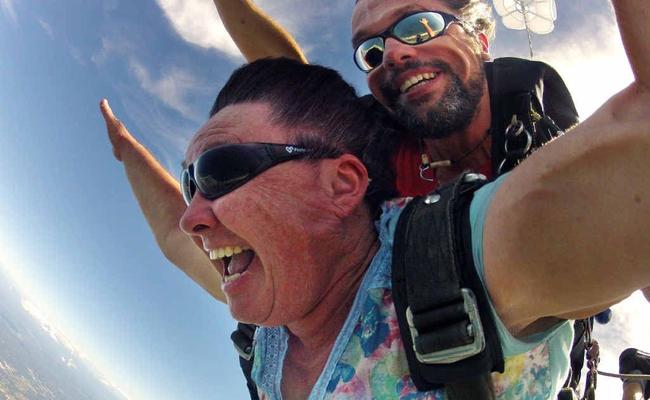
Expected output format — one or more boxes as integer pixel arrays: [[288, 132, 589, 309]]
[[482, 0, 650, 336], [616, 0, 650, 91], [214, 0, 307, 63], [100, 99, 226, 303]]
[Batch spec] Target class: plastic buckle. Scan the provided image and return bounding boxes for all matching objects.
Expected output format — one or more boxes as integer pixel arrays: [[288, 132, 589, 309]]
[[234, 341, 253, 361], [406, 288, 486, 364], [231, 330, 254, 361]]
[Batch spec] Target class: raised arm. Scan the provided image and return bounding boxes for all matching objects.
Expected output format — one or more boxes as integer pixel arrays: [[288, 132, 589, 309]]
[[482, 0, 650, 335], [100, 99, 226, 303], [214, 0, 307, 63], [615, 0, 650, 90]]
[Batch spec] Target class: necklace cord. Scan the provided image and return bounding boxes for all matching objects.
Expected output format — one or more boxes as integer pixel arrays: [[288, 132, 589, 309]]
[[418, 130, 491, 181]]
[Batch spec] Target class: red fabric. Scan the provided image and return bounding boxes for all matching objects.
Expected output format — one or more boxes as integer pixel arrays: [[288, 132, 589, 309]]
[[391, 140, 494, 197]]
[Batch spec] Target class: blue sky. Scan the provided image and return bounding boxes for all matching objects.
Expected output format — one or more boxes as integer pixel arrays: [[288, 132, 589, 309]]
[[0, 1, 646, 399]]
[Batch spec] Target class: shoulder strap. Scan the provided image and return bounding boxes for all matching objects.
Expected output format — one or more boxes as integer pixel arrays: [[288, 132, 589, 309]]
[[486, 57, 579, 174], [231, 322, 259, 400], [392, 172, 504, 398]]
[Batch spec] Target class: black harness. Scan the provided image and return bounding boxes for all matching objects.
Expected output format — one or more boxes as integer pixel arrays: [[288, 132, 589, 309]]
[[392, 173, 502, 398], [230, 57, 578, 400]]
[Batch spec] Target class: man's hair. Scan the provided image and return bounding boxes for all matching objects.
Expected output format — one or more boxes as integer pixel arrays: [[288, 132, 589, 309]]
[[210, 57, 398, 213], [445, 0, 496, 40]]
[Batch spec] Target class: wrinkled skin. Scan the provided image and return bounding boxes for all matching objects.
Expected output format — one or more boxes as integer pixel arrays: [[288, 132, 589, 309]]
[[180, 102, 373, 330]]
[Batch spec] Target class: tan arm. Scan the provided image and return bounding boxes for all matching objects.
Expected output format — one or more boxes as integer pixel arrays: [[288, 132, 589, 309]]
[[100, 99, 226, 303], [213, 0, 307, 63], [482, 0, 650, 335], [615, 0, 650, 90]]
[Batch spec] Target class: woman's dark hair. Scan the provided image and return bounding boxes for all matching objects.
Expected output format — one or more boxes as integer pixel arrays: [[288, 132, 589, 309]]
[[210, 57, 399, 213]]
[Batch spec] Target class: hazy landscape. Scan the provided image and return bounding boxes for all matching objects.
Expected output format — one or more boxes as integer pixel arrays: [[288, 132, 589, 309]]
[[0, 265, 128, 400]]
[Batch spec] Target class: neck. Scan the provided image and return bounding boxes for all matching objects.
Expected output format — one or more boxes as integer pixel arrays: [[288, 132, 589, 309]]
[[284, 214, 379, 362], [424, 83, 492, 184]]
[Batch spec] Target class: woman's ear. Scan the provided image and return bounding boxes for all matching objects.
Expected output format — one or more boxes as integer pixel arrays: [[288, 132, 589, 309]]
[[322, 154, 369, 218]]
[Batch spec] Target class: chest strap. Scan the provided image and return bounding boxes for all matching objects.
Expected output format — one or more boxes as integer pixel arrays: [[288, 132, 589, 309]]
[[392, 173, 504, 398], [231, 322, 259, 400]]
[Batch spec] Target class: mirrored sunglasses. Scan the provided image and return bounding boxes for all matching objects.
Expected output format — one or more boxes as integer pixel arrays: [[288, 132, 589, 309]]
[[353, 11, 460, 72]]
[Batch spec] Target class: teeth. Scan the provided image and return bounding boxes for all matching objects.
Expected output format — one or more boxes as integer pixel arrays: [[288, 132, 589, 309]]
[[209, 246, 247, 260], [224, 272, 242, 283], [400, 72, 437, 94]]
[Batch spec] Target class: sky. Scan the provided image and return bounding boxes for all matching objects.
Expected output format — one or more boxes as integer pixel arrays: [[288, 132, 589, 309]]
[[0, 0, 646, 399]]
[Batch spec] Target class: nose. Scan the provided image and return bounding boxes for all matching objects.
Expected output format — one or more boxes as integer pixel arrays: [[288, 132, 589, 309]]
[[382, 37, 417, 69], [179, 193, 217, 237]]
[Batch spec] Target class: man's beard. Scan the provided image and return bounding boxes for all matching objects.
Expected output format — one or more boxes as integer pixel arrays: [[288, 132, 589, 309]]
[[380, 60, 485, 140]]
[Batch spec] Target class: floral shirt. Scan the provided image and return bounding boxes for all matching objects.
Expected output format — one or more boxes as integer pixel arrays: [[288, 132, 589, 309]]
[[252, 178, 573, 399]]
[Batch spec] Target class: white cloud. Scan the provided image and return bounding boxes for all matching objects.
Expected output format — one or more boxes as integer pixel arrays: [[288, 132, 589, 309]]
[[21, 299, 78, 354], [533, 13, 633, 119], [68, 44, 86, 66], [129, 60, 202, 121], [92, 36, 136, 66], [154, 0, 351, 59], [116, 87, 196, 171], [37, 18, 54, 39], [0, 0, 17, 24], [61, 356, 78, 369], [155, 0, 241, 57]]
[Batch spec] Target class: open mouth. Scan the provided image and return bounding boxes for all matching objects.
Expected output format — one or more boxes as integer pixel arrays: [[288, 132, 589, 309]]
[[400, 72, 439, 94], [209, 247, 255, 283]]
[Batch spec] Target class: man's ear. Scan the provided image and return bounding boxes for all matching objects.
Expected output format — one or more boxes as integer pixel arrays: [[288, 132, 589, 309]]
[[322, 154, 369, 218], [477, 32, 491, 60]]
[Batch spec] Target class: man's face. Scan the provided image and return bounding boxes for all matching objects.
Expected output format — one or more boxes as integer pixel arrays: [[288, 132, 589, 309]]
[[352, 0, 488, 139], [180, 102, 340, 326]]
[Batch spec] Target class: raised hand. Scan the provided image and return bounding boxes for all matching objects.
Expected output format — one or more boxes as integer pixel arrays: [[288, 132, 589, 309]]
[[99, 99, 136, 162]]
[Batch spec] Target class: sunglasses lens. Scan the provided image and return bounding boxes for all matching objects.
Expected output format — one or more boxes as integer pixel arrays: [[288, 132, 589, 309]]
[[394, 12, 446, 45], [193, 145, 264, 199], [355, 37, 385, 72], [181, 168, 195, 205]]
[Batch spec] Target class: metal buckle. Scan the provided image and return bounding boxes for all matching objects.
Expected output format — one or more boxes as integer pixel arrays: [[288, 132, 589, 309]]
[[406, 288, 486, 364]]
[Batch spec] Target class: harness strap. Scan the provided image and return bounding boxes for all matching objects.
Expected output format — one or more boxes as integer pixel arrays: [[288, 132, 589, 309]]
[[486, 58, 576, 174], [392, 173, 504, 397], [231, 323, 259, 400]]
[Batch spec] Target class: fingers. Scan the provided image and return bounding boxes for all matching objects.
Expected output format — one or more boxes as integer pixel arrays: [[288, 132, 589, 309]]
[[100, 98, 120, 128], [99, 98, 127, 161]]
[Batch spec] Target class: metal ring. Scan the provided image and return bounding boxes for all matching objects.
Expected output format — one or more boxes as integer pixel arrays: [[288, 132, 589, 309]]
[[505, 118, 525, 138], [504, 128, 533, 155]]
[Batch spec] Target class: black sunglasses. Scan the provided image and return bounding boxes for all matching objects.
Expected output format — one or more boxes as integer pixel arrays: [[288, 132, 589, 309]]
[[353, 11, 460, 72], [181, 142, 312, 205]]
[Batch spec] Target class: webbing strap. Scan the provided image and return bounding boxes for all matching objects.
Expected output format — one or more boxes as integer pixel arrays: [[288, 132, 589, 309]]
[[486, 58, 577, 174], [392, 173, 504, 397], [231, 323, 259, 400]]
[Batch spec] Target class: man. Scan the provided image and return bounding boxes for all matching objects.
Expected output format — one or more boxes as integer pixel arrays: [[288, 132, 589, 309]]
[[350, 0, 575, 192], [106, 0, 650, 395]]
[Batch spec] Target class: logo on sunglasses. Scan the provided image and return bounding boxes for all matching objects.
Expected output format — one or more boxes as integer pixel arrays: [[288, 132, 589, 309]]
[[285, 146, 307, 154]]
